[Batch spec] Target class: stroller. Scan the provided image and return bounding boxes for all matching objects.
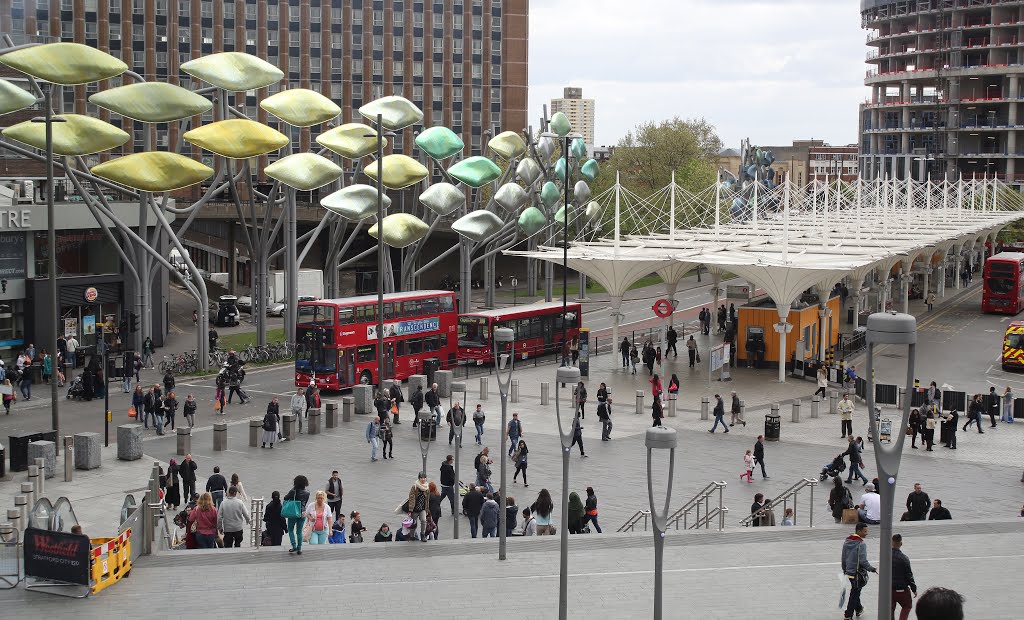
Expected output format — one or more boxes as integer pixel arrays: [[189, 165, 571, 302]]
[[819, 454, 847, 482], [66, 375, 85, 400]]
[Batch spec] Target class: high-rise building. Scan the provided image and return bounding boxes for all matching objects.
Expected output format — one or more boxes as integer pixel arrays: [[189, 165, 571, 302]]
[[550, 86, 594, 152], [860, 0, 1024, 184]]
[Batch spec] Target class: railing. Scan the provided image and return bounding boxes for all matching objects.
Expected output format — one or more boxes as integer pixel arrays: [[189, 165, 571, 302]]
[[617, 509, 651, 533], [739, 478, 818, 528], [250, 497, 265, 548], [667, 481, 728, 531]]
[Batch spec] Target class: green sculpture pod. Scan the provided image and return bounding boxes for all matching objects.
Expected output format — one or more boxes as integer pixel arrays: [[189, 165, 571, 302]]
[[549, 112, 572, 137], [415, 126, 465, 160], [540, 181, 561, 208], [581, 159, 599, 181], [517, 206, 547, 236], [448, 156, 502, 188]]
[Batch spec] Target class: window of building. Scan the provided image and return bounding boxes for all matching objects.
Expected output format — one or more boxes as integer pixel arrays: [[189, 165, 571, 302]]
[[352, 59, 363, 74], [472, 64, 481, 79], [374, 10, 384, 25], [413, 61, 423, 76], [373, 35, 384, 48], [492, 40, 500, 53], [393, 37, 404, 51], [472, 86, 481, 102], [353, 83, 363, 99], [372, 84, 383, 100], [453, 63, 462, 77], [472, 39, 482, 54], [289, 31, 300, 46], [35, 231, 120, 278], [393, 10, 404, 25], [201, 1, 213, 18], [289, 5, 299, 21], [311, 6, 321, 21], [414, 37, 423, 51], [452, 110, 462, 124], [247, 3, 257, 19], [472, 15, 482, 29], [433, 13, 443, 28], [373, 59, 383, 74], [352, 9, 363, 25], [269, 30, 279, 45], [311, 56, 321, 71], [433, 39, 443, 53], [414, 11, 423, 27], [493, 16, 501, 28], [413, 85, 423, 101], [394, 61, 404, 75]]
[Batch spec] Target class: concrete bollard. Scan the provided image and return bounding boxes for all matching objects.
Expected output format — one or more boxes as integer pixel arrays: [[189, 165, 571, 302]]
[[436, 370, 454, 397], [282, 413, 297, 440], [792, 400, 801, 423], [479, 377, 489, 401], [308, 408, 322, 435], [636, 390, 645, 415], [213, 423, 227, 451], [30, 444, 55, 481], [249, 418, 262, 447], [668, 395, 677, 417], [73, 432, 101, 470], [829, 391, 839, 415], [14, 497, 27, 529], [811, 396, 820, 419], [701, 397, 710, 421], [20, 483, 33, 512], [325, 401, 339, 428], [63, 436, 74, 482], [7, 509, 21, 534], [510, 379, 519, 403], [352, 385, 373, 415], [117, 424, 144, 461], [176, 427, 191, 455], [540, 382, 550, 406], [342, 396, 354, 422]]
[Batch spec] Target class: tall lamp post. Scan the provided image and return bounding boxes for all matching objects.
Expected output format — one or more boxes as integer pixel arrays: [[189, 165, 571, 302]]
[[555, 363, 581, 620], [864, 311, 917, 618], [366, 116, 396, 394], [493, 327, 515, 560], [449, 381, 467, 539], [646, 426, 678, 620], [416, 407, 434, 484]]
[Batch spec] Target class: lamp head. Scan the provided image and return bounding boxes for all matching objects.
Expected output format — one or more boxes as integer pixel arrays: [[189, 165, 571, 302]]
[[417, 409, 432, 422], [645, 426, 677, 450], [866, 311, 917, 345], [494, 327, 514, 344], [451, 382, 466, 396], [556, 366, 581, 384]]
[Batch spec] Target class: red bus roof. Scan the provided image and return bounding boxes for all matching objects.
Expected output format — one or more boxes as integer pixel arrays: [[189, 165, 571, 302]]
[[460, 301, 581, 320], [988, 252, 1024, 262], [301, 290, 454, 307]]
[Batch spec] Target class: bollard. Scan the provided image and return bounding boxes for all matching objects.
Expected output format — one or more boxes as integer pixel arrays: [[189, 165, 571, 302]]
[[829, 391, 839, 415], [249, 418, 262, 447], [14, 499, 26, 531], [479, 377, 489, 401], [176, 427, 191, 455], [540, 382, 550, 406], [701, 397, 710, 421], [308, 408, 322, 435], [35, 455, 49, 488], [8, 509, 21, 534], [792, 399, 801, 423], [325, 401, 339, 428], [27, 465, 39, 498], [739, 399, 746, 423], [510, 379, 520, 403], [63, 436, 73, 482], [20, 483, 33, 513], [898, 387, 906, 410], [342, 396, 354, 423], [213, 422, 227, 451], [668, 395, 677, 417], [636, 390, 645, 415], [282, 413, 297, 440], [811, 396, 820, 419]]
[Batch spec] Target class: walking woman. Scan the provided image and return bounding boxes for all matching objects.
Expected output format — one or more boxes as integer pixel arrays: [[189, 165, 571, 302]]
[[924, 409, 936, 451], [165, 458, 181, 511], [183, 393, 197, 428], [814, 367, 827, 397], [909, 408, 922, 449], [651, 394, 664, 427], [1002, 386, 1015, 423], [187, 492, 219, 549], [650, 373, 663, 400], [305, 490, 333, 545], [214, 374, 226, 415], [629, 344, 640, 374], [428, 481, 443, 540], [262, 399, 280, 448], [531, 488, 555, 535], [512, 439, 529, 487], [230, 473, 248, 504], [263, 491, 287, 546], [3, 378, 15, 414], [380, 416, 394, 459], [568, 492, 585, 534], [163, 370, 175, 396], [583, 487, 602, 533], [163, 391, 178, 431], [283, 475, 310, 554]]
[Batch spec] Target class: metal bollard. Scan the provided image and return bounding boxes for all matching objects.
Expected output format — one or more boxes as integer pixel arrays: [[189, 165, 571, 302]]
[[27, 465, 39, 498], [510, 379, 519, 403], [898, 387, 906, 410], [811, 396, 820, 419], [213, 422, 227, 451], [668, 395, 677, 417], [249, 418, 262, 447], [701, 397, 710, 421], [63, 436, 74, 482], [479, 377, 489, 401], [792, 399, 801, 423], [15, 496, 27, 528], [342, 396, 354, 422], [829, 391, 839, 415], [176, 427, 191, 455], [635, 390, 645, 415], [35, 457, 46, 495], [540, 382, 550, 406], [20, 483, 34, 513], [739, 399, 746, 423]]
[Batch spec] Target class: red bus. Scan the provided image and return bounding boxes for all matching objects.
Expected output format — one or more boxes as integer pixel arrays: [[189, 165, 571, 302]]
[[982, 252, 1024, 314], [295, 290, 458, 390], [458, 301, 583, 365]]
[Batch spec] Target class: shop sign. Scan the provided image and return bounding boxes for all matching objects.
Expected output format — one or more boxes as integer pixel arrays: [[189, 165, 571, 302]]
[[83, 287, 99, 303], [0, 232, 27, 278]]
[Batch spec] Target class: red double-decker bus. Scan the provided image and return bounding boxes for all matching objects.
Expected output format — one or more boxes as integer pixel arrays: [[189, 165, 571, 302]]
[[295, 290, 458, 390], [458, 301, 583, 365], [982, 252, 1024, 314]]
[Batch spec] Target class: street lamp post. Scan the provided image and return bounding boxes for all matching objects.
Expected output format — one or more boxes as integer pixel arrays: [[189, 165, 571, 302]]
[[864, 311, 917, 619], [417, 407, 433, 484], [555, 364, 581, 620], [540, 131, 581, 365], [646, 426, 678, 620], [366, 116, 396, 394], [449, 381, 467, 539], [493, 327, 515, 560]]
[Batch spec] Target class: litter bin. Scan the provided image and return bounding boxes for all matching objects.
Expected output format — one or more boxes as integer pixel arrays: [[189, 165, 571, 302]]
[[764, 412, 781, 442], [423, 358, 440, 387], [419, 419, 437, 442]]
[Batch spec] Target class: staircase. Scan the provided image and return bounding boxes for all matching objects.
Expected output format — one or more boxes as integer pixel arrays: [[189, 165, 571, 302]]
[[617, 481, 729, 532], [739, 478, 818, 527]]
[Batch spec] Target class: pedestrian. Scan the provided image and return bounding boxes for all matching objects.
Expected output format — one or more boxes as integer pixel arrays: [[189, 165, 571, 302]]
[[512, 439, 529, 486], [829, 476, 853, 523], [373, 523, 393, 542], [667, 374, 679, 398], [781, 508, 795, 526], [891, 534, 918, 620], [230, 473, 248, 504], [520, 507, 537, 536], [927, 499, 951, 520], [325, 470, 343, 517], [349, 511, 367, 543], [183, 393, 199, 428], [925, 291, 935, 311], [65, 334, 78, 371], [568, 492, 585, 534], [446, 400, 466, 446], [649, 374, 662, 400], [570, 335, 579, 366], [214, 374, 226, 414], [18, 358, 31, 400], [686, 335, 698, 368], [923, 408, 937, 450], [180, 453, 197, 500], [1, 378, 13, 414], [473, 403, 485, 442], [165, 458, 181, 511], [187, 492, 219, 549], [41, 350, 52, 385], [839, 392, 855, 438], [307, 386, 322, 419], [131, 385, 145, 425], [206, 465, 228, 507], [379, 415, 394, 459], [1002, 386, 1015, 423], [598, 396, 613, 441], [575, 380, 587, 418], [571, 416, 587, 457], [629, 344, 639, 374], [152, 387, 165, 434], [410, 384, 424, 427], [987, 386, 1000, 428], [858, 483, 881, 525], [908, 408, 922, 449], [753, 435, 769, 479], [845, 436, 868, 485], [290, 388, 305, 434], [815, 367, 827, 397], [750, 493, 766, 527], [476, 451, 494, 492], [506, 412, 523, 456], [389, 381, 404, 424], [643, 343, 656, 376], [263, 491, 286, 546], [740, 449, 754, 483], [427, 482, 442, 540], [261, 399, 280, 448], [504, 496, 518, 537], [141, 336, 155, 368], [531, 488, 555, 535], [163, 369, 175, 395], [651, 394, 663, 427], [163, 391, 178, 431], [366, 416, 381, 462], [944, 407, 958, 449], [426, 383, 443, 426], [302, 490, 332, 545], [666, 325, 678, 358], [328, 511, 347, 545], [208, 327, 218, 354], [481, 493, 500, 538], [730, 391, 746, 427], [283, 476, 310, 554], [655, 346, 663, 372], [841, 522, 877, 620], [709, 393, 729, 433], [217, 486, 250, 548], [462, 484, 484, 538], [619, 336, 631, 368], [439, 455, 456, 514], [905, 483, 930, 521], [192, 309, 198, 326], [583, 487, 602, 533], [964, 394, 984, 433]]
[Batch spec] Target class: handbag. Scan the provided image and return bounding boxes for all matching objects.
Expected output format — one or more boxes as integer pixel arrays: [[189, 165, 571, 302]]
[[261, 531, 271, 546], [696, 352, 701, 363], [390, 403, 399, 415], [214, 400, 221, 411], [128, 405, 137, 418], [841, 508, 859, 524], [282, 494, 303, 519], [302, 520, 313, 542]]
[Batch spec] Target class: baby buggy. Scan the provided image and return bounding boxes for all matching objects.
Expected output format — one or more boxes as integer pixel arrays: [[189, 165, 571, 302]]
[[66, 375, 85, 401], [819, 454, 847, 481]]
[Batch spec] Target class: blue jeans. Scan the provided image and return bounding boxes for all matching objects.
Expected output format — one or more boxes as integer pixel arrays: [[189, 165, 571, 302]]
[[431, 405, 444, 426], [711, 414, 728, 432], [370, 437, 379, 460], [468, 514, 479, 538], [482, 526, 497, 538], [857, 509, 880, 525], [195, 532, 217, 549], [475, 422, 484, 444], [19, 380, 30, 399], [287, 517, 305, 550], [309, 529, 328, 545], [508, 435, 520, 455], [583, 514, 602, 533], [66, 352, 77, 370], [847, 462, 867, 484], [154, 414, 165, 435]]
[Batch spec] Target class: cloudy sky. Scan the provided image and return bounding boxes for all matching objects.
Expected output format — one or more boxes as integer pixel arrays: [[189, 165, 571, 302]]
[[528, 0, 867, 150]]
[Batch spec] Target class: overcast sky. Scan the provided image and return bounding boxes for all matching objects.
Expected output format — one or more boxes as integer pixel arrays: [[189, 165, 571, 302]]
[[528, 0, 867, 151]]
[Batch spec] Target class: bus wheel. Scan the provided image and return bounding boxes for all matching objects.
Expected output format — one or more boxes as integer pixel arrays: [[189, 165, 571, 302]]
[[359, 370, 372, 385]]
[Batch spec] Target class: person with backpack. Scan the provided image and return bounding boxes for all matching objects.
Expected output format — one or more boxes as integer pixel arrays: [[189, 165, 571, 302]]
[[410, 384, 425, 427], [844, 436, 868, 485], [506, 412, 523, 456], [446, 400, 466, 447], [261, 399, 280, 448], [730, 391, 746, 427], [629, 344, 640, 374], [598, 397, 613, 441], [642, 345, 656, 376], [366, 416, 381, 462]]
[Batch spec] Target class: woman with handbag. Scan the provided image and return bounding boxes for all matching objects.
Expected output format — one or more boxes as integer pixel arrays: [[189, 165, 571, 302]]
[[187, 492, 219, 549], [428, 481, 442, 540], [282, 475, 310, 554], [183, 393, 197, 428], [162, 391, 178, 431], [261, 400, 280, 449], [512, 439, 529, 487], [380, 416, 394, 460], [304, 490, 333, 545], [531, 488, 555, 535], [349, 511, 367, 543], [3, 379, 16, 414], [828, 476, 852, 523], [407, 472, 431, 541], [165, 458, 181, 511], [263, 491, 286, 546], [908, 408, 921, 449], [924, 409, 937, 451]]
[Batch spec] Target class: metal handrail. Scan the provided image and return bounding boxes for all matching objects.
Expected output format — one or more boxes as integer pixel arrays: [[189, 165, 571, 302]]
[[739, 478, 818, 527], [617, 509, 651, 532], [692, 506, 730, 530], [667, 481, 728, 531], [250, 497, 265, 548]]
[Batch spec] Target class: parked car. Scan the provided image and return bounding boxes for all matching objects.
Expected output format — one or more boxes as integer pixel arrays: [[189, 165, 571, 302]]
[[236, 295, 286, 316]]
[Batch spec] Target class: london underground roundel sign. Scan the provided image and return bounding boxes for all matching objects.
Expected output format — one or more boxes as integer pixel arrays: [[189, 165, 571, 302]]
[[652, 299, 673, 318]]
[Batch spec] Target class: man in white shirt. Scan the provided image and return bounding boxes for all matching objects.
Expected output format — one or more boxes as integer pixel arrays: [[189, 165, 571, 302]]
[[65, 336, 79, 371], [858, 483, 881, 525]]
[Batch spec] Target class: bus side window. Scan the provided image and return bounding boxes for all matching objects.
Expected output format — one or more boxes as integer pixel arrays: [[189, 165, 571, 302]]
[[403, 299, 420, 317], [357, 345, 376, 362], [440, 334, 447, 347], [422, 297, 439, 314], [396, 340, 406, 357], [384, 302, 396, 320], [337, 307, 354, 324], [356, 305, 375, 322], [425, 336, 438, 351], [439, 296, 454, 313], [408, 339, 423, 354]]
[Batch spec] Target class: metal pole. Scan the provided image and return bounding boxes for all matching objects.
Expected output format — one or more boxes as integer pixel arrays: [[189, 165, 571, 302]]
[[103, 337, 109, 447], [646, 427, 677, 620], [559, 431, 570, 620], [44, 87, 60, 448], [375, 113, 385, 393], [493, 328, 514, 561], [562, 137, 570, 365]]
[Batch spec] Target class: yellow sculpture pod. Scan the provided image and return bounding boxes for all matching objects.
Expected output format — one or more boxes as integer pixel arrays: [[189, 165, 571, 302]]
[[180, 52, 283, 91], [91, 152, 214, 192], [0, 79, 36, 116], [316, 123, 384, 160], [260, 88, 341, 127], [265, 153, 343, 191], [488, 131, 527, 160], [2, 113, 129, 156], [368, 213, 430, 248], [358, 96, 424, 131], [364, 154, 429, 190], [0, 42, 127, 85], [89, 82, 213, 123], [183, 119, 289, 159]]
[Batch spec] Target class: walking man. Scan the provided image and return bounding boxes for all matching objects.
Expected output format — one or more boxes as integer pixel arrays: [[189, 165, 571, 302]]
[[141, 336, 155, 369], [753, 435, 769, 479], [410, 383, 425, 427], [598, 397, 613, 441], [905, 483, 930, 521], [180, 453, 198, 500], [366, 416, 381, 462], [506, 412, 523, 456], [325, 470, 343, 517], [845, 436, 869, 485], [838, 392, 855, 438], [709, 393, 729, 433], [666, 325, 678, 358], [841, 522, 876, 620], [446, 400, 466, 447], [216, 486, 250, 548], [65, 334, 79, 372], [439, 455, 456, 515], [570, 416, 587, 457], [619, 336, 631, 368], [686, 335, 698, 368], [730, 391, 746, 427], [891, 534, 917, 620], [290, 388, 306, 434], [426, 383, 443, 426]]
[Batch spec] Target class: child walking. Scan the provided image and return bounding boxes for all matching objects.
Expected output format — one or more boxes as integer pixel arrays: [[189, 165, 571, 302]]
[[740, 449, 754, 483]]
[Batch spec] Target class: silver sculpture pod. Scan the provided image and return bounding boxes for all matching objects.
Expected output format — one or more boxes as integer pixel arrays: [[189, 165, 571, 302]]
[[573, 180, 591, 204], [419, 182, 467, 216], [494, 183, 529, 212], [452, 210, 504, 243], [516, 157, 543, 186]]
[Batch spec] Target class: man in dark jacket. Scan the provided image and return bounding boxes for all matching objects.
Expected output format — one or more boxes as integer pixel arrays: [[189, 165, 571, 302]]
[[446, 401, 466, 447], [891, 534, 917, 620], [841, 522, 877, 620], [389, 382, 404, 424], [462, 484, 484, 538], [928, 499, 952, 520], [411, 385, 425, 427], [905, 483, 930, 521], [598, 397, 613, 441], [753, 435, 768, 479], [425, 383, 443, 426], [439, 455, 456, 515], [709, 394, 729, 433], [666, 326, 678, 358], [325, 471, 343, 517], [205, 465, 228, 507], [180, 453, 198, 500]]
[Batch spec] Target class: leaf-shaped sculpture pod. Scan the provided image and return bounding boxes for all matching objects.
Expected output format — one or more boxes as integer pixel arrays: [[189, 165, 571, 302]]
[[364, 154, 430, 190], [0, 42, 128, 85], [537, 136, 556, 161], [265, 153, 343, 191], [573, 180, 591, 205], [368, 213, 430, 248], [448, 156, 502, 188], [517, 206, 546, 236], [494, 183, 528, 212], [415, 126, 464, 160], [3, 113, 129, 156], [516, 158, 542, 185], [0, 79, 36, 116], [419, 182, 466, 216], [570, 137, 587, 160], [452, 210, 504, 242], [260, 88, 341, 127], [316, 123, 385, 160], [89, 82, 213, 123], [488, 131, 527, 160], [359, 96, 424, 131], [183, 119, 289, 159], [580, 159, 599, 181], [90, 152, 214, 192], [181, 51, 283, 91], [541, 181, 561, 208], [584, 201, 603, 226], [549, 112, 572, 137], [320, 184, 391, 221], [554, 158, 567, 182], [554, 204, 570, 228]]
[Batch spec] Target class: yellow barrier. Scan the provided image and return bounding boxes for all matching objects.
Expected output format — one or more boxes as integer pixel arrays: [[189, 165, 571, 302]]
[[89, 529, 131, 595]]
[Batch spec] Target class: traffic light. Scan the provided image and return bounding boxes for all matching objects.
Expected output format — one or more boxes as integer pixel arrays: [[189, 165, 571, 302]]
[[119, 311, 128, 334], [129, 312, 139, 333]]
